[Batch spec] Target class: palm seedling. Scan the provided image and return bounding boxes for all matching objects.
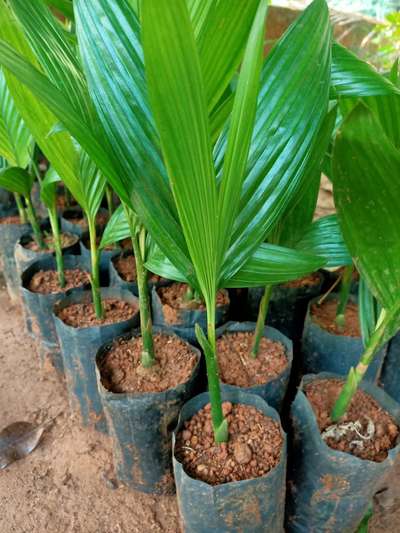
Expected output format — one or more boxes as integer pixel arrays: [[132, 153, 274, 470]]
[[0, 1, 108, 317], [0, 67, 44, 245], [2, 0, 399, 442]]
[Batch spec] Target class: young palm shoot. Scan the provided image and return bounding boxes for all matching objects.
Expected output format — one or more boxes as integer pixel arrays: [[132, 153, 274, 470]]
[[13, 193, 27, 223], [331, 103, 400, 421], [40, 167, 65, 286], [251, 284, 273, 357]]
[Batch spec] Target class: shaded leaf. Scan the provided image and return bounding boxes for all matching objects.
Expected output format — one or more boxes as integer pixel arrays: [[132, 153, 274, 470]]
[[331, 42, 400, 97], [99, 204, 131, 250], [333, 103, 400, 315], [0, 166, 34, 197], [0, 421, 44, 469], [222, 243, 326, 288], [295, 214, 352, 268], [0, 68, 33, 167], [40, 166, 60, 209]]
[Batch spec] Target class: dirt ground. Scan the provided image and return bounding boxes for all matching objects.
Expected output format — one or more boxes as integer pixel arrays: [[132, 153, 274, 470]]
[[0, 277, 400, 533]]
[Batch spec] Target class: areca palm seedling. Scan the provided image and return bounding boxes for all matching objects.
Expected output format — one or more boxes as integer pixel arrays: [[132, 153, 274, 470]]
[[2, 0, 398, 443], [0, 68, 44, 245], [0, 2, 108, 317], [330, 93, 400, 420]]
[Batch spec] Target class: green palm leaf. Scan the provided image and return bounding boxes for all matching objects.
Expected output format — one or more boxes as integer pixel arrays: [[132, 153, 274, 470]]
[[0, 166, 34, 197], [0, 68, 32, 167], [333, 103, 400, 315]]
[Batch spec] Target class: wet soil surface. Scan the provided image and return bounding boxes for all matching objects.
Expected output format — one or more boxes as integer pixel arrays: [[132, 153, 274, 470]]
[[23, 232, 78, 252], [311, 299, 361, 337], [1, 280, 399, 531], [28, 269, 90, 294], [217, 331, 288, 387], [0, 216, 22, 225], [305, 379, 399, 462], [100, 334, 197, 394], [175, 402, 282, 485], [57, 298, 137, 328], [0, 281, 181, 533], [282, 272, 321, 289], [113, 253, 163, 284]]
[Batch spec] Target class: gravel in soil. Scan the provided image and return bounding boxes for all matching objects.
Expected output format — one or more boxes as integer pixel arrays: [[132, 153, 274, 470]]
[[311, 299, 360, 337], [1, 280, 399, 531], [28, 269, 90, 294], [217, 331, 288, 387], [0, 216, 23, 224], [305, 379, 399, 462], [56, 298, 137, 328], [99, 333, 197, 394], [282, 272, 321, 289], [175, 402, 283, 485], [23, 232, 78, 252], [113, 252, 163, 284]]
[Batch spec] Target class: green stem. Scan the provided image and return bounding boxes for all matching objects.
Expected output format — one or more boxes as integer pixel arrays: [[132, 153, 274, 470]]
[[205, 301, 228, 443], [331, 306, 394, 421], [132, 227, 155, 368], [184, 284, 194, 302], [105, 185, 114, 219], [88, 217, 104, 319], [48, 208, 65, 288], [25, 195, 46, 249], [14, 193, 27, 224], [251, 284, 273, 358], [335, 264, 353, 331]]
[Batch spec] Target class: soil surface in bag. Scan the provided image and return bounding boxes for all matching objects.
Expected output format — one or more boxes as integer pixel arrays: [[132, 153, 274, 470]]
[[28, 269, 89, 294], [112, 252, 163, 284], [175, 401, 282, 485], [157, 282, 228, 324], [2, 278, 400, 531], [56, 298, 137, 328], [217, 331, 288, 387], [305, 379, 399, 462], [62, 209, 109, 229], [99, 333, 197, 393], [311, 299, 360, 337], [22, 233, 78, 252], [281, 272, 321, 289], [0, 216, 22, 224]]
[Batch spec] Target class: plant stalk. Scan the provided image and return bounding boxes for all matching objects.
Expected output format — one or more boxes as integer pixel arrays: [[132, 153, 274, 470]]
[[48, 208, 65, 288], [331, 306, 394, 421], [88, 217, 104, 319], [335, 264, 353, 331], [131, 227, 155, 368], [14, 193, 27, 224], [205, 301, 228, 443], [25, 195, 46, 249], [251, 284, 273, 357]]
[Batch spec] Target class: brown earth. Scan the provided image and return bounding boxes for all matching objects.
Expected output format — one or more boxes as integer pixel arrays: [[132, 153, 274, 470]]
[[0, 216, 22, 224], [311, 299, 361, 337], [217, 331, 288, 387], [56, 298, 137, 328], [113, 252, 163, 284], [282, 272, 321, 289], [305, 379, 399, 462], [28, 269, 90, 294], [175, 402, 283, 485], [23, 232, 78, 252], [0, 281, 400, 531], [100, 333, 197, 394]]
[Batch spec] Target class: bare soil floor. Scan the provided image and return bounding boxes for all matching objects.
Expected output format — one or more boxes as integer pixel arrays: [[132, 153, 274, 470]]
[[0, 279, 399, 532]]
